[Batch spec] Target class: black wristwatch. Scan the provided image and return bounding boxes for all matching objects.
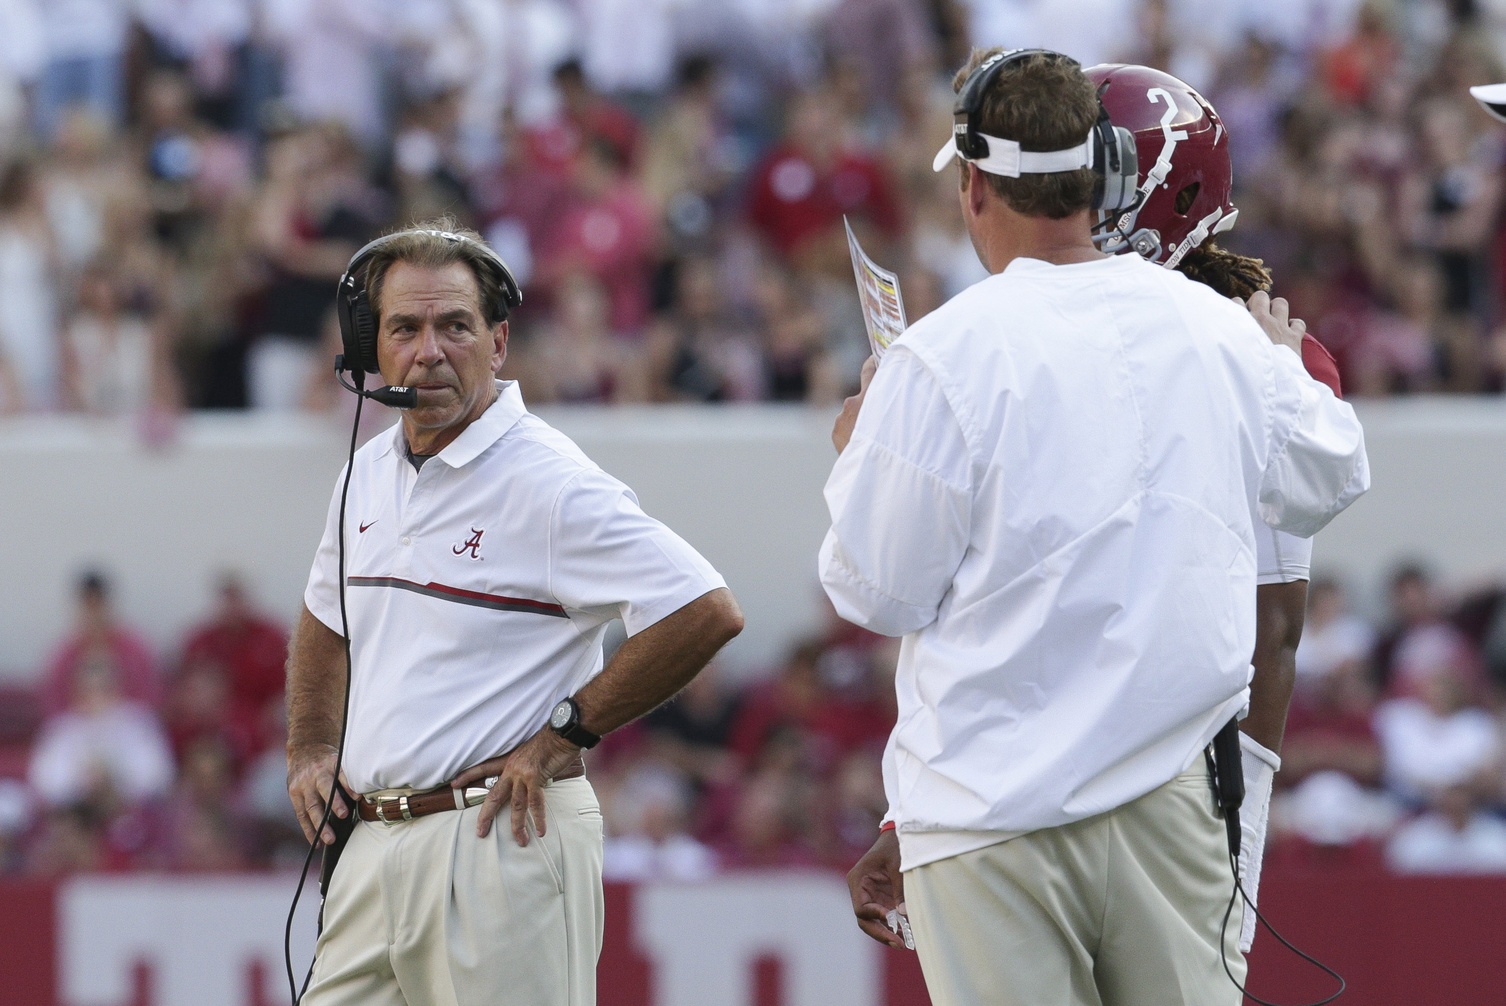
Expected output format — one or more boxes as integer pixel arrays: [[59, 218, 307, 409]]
[[548, 697, 601, 749]]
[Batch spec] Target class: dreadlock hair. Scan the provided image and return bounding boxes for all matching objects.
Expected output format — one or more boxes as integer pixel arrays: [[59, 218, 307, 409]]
[[1174, 242, 1273, 300]]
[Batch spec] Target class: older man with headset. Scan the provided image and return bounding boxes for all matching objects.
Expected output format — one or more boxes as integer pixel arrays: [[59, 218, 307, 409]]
[[284, 219, 743, 1005], [824, 50, 1368, 1005]]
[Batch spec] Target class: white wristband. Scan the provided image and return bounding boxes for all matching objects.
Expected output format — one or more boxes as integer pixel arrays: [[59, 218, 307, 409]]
[[1237, 731, 1279, 953]]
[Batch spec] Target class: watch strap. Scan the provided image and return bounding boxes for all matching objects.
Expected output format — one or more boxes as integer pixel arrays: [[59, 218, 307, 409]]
[[551, 698, 601, 749]]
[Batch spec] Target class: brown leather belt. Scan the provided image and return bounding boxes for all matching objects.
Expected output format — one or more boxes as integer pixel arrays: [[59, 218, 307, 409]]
[[358, 784, 490, 823], [357, 761, 587, 825]]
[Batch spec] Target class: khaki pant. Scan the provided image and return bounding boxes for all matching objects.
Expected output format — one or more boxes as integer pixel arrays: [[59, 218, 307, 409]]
[[304, 777, 605, 1006], [905, 765, 1245, 1006]]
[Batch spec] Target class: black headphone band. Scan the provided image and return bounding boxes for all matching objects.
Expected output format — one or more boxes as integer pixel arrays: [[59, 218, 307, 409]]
[[951, 47, 1137, 213], [335, 228, 522, 376], [953, 48, 1064, 161], [340, 229, 523, 319]]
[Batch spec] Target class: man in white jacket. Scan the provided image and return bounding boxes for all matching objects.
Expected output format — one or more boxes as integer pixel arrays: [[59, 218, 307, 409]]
[[821, 49, 1368, 1005]]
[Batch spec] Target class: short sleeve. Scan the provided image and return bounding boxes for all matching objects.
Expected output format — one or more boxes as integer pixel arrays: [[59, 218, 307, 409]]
[[1253, 521, 1313, 586], [549, 467, 726, 635], [819, 348, 973, 637], [302, 464, 347, 634], [1258, 344, 1370, 538]]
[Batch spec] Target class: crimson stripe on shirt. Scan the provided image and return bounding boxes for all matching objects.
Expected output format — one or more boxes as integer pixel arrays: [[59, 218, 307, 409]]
[[347, 577, 568, 617]]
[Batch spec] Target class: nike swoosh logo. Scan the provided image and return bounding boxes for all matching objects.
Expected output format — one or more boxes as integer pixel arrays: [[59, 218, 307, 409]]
[[359, 521, 377, 533]]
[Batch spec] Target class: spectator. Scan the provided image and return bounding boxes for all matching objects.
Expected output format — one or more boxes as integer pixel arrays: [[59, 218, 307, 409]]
[[1398, 97, 1503, 391], [0, 158, 61, 411], [390, 88, 471, 227], [824, 0, 940, 110], [539, 136, 659, 337], [1283, 654, 1385, 790], [824, 748, 887, 865], [28, 648, 174, 810], [1374, 649, 1500, 805], [24, 803, 120, 876], [32, 0, 131, 140], [41, 109, 139, 273], [639, 54, 738, 244], [1295, 577, 1377, 687], [1387, 784, 1506, 874], [136, 70, 252, 252], [0, 0, 43, 152], [728, 639, 892, 776], [715, 740, 824, 870], [161, 654, 256, 768], [645, 257, 764, 402], [602, 762, 717, 882], [750, 258, 843, 403], [1373, 563, 1449, 689], [176, 573, 287, 746], [1320, 1, 1399, 108], [247, 123, 382, 410], [261, 0, 388, 148], [525, 271, 646, 404], [547, 59, 643, 170], [153, 735, 250, 870], [642, 663, 743, 790], [41, 570, 157, 715], [745, 86, 903, 274], [60, 259, 182, 417]]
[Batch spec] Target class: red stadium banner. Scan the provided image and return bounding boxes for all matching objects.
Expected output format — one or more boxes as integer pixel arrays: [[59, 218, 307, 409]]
[[1, 869, 1503, 1005]]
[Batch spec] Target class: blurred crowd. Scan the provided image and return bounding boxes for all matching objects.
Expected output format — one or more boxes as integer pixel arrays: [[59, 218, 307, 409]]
[[4, 0, 1506, 422], [2, 561, 1506, 879]]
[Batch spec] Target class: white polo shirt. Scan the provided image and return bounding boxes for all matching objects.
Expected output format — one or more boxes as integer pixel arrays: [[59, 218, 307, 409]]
[[305, 381, 726, 794], [819, 255, 1369, 871]]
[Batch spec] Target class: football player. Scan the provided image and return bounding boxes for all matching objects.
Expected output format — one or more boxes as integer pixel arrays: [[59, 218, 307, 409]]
[[1088, 62, 1345, 954]]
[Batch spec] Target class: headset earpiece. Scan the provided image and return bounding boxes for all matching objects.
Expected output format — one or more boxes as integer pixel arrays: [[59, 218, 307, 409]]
[[350, 285, 378, 375], [1090, 112, 1139, 213], [334, 230, 522, 377]]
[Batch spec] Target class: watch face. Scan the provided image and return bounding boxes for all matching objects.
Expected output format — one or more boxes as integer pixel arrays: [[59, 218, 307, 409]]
[[551, 701, 572, 730]]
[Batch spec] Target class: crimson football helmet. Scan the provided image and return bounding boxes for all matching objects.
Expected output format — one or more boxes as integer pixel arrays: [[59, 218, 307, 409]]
[[1085, 64, 1238, 268]]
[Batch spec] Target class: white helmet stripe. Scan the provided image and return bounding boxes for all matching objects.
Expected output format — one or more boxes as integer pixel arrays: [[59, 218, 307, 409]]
[[1163, 206, 1225, 269]]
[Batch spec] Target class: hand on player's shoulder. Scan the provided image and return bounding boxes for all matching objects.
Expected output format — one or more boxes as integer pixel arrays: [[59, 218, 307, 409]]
[[1239, 290, 1306, 355]]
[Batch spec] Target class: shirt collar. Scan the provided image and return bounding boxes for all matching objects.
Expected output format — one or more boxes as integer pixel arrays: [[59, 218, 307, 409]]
[[376, 380, 528, 467]]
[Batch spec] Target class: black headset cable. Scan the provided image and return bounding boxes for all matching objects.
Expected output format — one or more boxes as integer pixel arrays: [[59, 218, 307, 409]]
[[283, 378, 365, 1005]]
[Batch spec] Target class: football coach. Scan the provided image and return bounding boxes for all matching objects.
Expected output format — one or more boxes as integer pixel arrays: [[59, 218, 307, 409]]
[[821, 50, 1368, 1005], [285, 220, 742, 1005]]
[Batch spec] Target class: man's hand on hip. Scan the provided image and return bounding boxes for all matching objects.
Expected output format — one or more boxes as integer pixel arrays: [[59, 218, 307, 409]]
[[1241, 290, 1306, 355], [287, 742, 349, 846], [454, 728, 583, 845], [832, 355, 878, 454], [847, 828, 909, 949]]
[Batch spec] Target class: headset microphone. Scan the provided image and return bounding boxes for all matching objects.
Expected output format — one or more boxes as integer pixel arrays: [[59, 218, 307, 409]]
[[333, 355, 418, 410], [367, 386, 418, 409]]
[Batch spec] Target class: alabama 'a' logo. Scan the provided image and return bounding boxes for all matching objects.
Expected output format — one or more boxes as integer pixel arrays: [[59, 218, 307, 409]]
[[453, 527, 484, 560]]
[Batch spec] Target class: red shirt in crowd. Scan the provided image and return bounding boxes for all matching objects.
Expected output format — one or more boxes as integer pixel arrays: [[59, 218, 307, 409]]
[[177, 615, 287, 743], [43, 630, 158, 715], [746, 145, 902, 258], [543, 185, 658, 335]]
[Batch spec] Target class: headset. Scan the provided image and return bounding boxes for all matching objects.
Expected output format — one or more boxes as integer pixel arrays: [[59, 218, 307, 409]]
[[332, 228, 523, 408], [283, 228, 523, 1005], [948, 48, 1141, 213]]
